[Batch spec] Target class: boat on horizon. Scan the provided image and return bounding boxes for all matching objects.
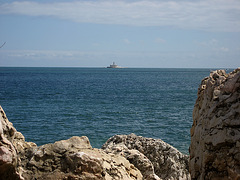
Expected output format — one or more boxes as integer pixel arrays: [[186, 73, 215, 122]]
[[107, 62, 121, 68]]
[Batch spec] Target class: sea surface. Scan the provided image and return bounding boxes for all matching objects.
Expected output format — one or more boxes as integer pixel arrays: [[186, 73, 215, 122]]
[[0, 67, 213, 154]]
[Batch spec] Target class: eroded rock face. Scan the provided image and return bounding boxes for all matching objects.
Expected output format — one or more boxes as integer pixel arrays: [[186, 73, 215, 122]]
[[190, 68, 240, 179], [102, 134, 190, 180]]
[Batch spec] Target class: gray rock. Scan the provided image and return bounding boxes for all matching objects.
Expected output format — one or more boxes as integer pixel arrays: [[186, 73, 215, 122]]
[[103, 142, 160, 180], [102, 133, 190, 180]]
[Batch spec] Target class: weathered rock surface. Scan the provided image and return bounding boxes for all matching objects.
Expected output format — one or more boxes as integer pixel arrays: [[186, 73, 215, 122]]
[[102, 134, 190, 180], [0, 106, 143, 180], [22, 136, 142, 180], [0, 105, 36, 179], [190, 68, 240, 179]]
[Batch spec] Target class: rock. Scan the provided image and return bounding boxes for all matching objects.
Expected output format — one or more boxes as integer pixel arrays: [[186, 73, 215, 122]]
[[0, 104, 190, 180], [0, 146, 13, 163], [0, 106, 28, 180], [102, 133, 190, 180], [0, 106, 143, 180], [190, 68, 240, 179], [22, 136, 143, 179], [103, 142, 160, 180], [0, 117, 3, 135]]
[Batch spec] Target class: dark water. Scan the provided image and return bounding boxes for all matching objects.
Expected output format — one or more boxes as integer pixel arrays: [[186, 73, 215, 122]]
[[0, 67, 211, 154]]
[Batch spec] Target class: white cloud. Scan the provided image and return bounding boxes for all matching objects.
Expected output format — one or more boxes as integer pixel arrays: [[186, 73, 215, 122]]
[[123, 38, 131, 44], [198, 38, 218, 47], [2, 50, 88, 59], [197, 39, 231, 53], [219, 47, 229, 52], [0, 0, 240, 32], [155, 38, 166, 43]]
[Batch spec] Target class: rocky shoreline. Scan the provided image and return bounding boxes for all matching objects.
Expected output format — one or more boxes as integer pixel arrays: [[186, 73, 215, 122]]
[[0, 68, 239, 179], [0, 105, 190, 180]]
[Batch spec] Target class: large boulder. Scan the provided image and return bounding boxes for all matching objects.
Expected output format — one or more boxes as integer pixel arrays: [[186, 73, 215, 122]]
[[190, 68, 240, 179], [102, 134, 190, 180], [22, 136, 142, 179]]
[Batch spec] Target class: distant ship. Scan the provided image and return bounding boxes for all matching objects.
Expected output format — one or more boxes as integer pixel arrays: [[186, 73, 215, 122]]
[[107, 62, 121, 68]]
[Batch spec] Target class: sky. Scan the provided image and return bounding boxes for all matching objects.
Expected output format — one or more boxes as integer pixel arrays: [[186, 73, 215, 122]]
[[0, 0, 240, 68]]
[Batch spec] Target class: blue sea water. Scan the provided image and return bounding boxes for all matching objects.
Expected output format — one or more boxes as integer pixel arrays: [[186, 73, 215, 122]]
[[0, 67, 212, 154]]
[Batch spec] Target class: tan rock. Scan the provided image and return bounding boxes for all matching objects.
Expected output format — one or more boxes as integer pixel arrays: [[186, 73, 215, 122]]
[[0, 106, 143, 180], [190, 68, 240, 179], [0, 106, 27, 179], [23, 136, 143, 179]]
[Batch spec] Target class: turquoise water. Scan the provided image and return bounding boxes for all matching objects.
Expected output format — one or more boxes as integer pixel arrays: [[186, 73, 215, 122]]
[[0, 67, 211, 154]]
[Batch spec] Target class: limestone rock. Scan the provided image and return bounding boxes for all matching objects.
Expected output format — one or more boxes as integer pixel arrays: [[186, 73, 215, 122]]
[[23, 136, 142, 180], [190, 68, 240, 179], [0, 106, 143, 179], [22, 136, 143, 179], [0, 105, 33, 180], [102, 133, 190, 180], [103, 142, 160, 180]]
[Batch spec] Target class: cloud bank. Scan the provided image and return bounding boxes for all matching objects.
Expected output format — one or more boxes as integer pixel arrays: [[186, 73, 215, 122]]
[[0, 0, 240, 32]]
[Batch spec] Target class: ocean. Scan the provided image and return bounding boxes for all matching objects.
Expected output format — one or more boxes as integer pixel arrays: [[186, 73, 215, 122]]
[[0, 67, 212, 154]]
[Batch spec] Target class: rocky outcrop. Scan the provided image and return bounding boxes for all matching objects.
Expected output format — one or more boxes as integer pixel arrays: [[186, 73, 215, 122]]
[[0, 105, 36, 179], [0, 106, 143, 180], [190, 68, 240, 179], [21, 136, 142, 179], [0, 105, 191, 180], [102, 134, 190, 180]]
